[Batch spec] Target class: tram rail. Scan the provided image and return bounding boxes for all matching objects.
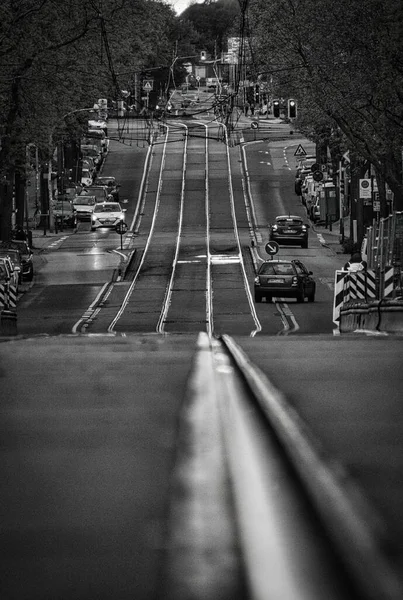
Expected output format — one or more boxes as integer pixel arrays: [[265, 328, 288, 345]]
[[162, 332, 403, 600], [77, 121, 261, 336]]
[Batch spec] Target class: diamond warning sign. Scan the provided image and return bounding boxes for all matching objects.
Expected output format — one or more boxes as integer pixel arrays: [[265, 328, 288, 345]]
[[294, 144, 307, 157]]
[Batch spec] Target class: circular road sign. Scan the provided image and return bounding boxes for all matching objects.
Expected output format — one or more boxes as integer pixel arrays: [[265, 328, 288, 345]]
[[265, 241, 279, 256], [310, 163, 320, 172], [115, 222, 128, 235], [313, 170, 324, 182], [251, 121, 259, 129]]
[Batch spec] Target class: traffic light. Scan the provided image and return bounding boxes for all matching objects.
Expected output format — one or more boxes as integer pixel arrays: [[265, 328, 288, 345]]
[[200, 51, 207, 61], [273, 100, 280, 118], [288, 99, 297, 119]]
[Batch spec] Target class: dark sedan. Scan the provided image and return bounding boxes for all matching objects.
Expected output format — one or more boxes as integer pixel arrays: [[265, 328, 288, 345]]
[[269, 215, 309, 248], [254, 259, 316, 303]]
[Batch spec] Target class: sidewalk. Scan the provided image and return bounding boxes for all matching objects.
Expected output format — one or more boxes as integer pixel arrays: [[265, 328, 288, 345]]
[[311, 217, 349, 255]]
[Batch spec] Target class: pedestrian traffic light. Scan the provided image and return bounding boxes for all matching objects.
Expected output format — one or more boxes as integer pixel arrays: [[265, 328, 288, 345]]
[[288, 99, 297, 119], [200, 51, 207, 61], [273, 100, 280, 118]]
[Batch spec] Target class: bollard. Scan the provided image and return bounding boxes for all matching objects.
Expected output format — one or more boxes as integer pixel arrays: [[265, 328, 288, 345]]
[[1, 309, 18, 336]]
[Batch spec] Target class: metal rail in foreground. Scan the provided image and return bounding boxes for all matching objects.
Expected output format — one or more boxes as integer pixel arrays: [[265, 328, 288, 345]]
[[162, 332, 403, 600]]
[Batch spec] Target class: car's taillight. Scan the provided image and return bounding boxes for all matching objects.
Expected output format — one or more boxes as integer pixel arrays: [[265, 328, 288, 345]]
[[254, 276, 260, 285], [302, 225, 307, 231], [272, 225, 278, 231], [291, 276, 298, 286]]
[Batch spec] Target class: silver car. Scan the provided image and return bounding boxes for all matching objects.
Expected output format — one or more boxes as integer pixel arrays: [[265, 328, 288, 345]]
[[90, 202, 126, 231]]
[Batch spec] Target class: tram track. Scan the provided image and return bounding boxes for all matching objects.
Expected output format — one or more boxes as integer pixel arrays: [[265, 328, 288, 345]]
[[162, 332, 403, 600], [78, 120, 261, 336]]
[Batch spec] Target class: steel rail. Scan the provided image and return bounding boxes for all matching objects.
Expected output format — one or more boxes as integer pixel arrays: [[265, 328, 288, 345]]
[[221, 334, 403, 600], [164, 332, 403, 600], [107, 124, 176, 332], [222, 125, 261, 336], [156, 122, 189, 333]]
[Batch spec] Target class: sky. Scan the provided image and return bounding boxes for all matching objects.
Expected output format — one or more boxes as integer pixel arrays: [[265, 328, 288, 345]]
[[166, 0, 204, 15]]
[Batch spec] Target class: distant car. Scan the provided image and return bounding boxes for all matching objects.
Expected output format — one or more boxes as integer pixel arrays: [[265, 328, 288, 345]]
[[2, 240, 34, 281], [0, 248, 23, 283], [52, 200, 76, 228], [269, 215, 309, 248], [79, 186, 109, 203], [254, 259, 316, 303], [90, 202, 126, 231], [94, 176, 120, 200], [72, 195, 96, 220], [81, 145, 102, 167]]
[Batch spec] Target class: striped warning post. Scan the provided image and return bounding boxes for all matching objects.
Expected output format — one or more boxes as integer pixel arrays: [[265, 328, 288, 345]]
[[0, 284, 7, 308], [383, 266, 394, 298], [366, 269, 377, 299], [333, 270, 347, 324], [7, 285, 17, 308]]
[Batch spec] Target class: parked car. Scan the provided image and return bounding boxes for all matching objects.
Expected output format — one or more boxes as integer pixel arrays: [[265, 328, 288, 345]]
[[80, 186, 110, 204], [86, 129, 109, 153], [0, 248, 23, 283], [81, 145, 102, 168], [93, 176, 120, 200], [52, 199, 77, 228], [254, 259, 316, 303], [0, 256, 19, 291], [90, 201, 126, 231], [88, 119, 108, 136], [81, 167, 94, 187], [1, 240, 34, 281], [269, 215, 309, 248], [72, 195, 96, 220]]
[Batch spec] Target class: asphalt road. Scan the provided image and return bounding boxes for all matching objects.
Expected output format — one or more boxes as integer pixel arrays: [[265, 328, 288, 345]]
[[2, 116, 403, 599]]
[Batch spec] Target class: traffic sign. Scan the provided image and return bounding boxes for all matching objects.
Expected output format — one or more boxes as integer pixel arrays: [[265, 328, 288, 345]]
[[115, 222, 128, 235], [251, 121, 258, 129], [265, 241, 279, 256], [313, 171, 324, 182], [143, 79, 153, 91], [359, 178, 371, 199], [294, 144, 307, 157], [310, 163, 320, 172]]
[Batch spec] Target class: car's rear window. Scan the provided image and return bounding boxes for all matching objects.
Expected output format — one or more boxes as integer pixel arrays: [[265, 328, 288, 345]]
[[260, 263, 295, 275], [277, 218, 302, 226]]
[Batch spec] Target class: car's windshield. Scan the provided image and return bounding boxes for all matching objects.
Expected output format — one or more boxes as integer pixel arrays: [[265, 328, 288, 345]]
[[94, 204, 121, 212], [260, 263, 295, 275], [73, 197, 96, 206]]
